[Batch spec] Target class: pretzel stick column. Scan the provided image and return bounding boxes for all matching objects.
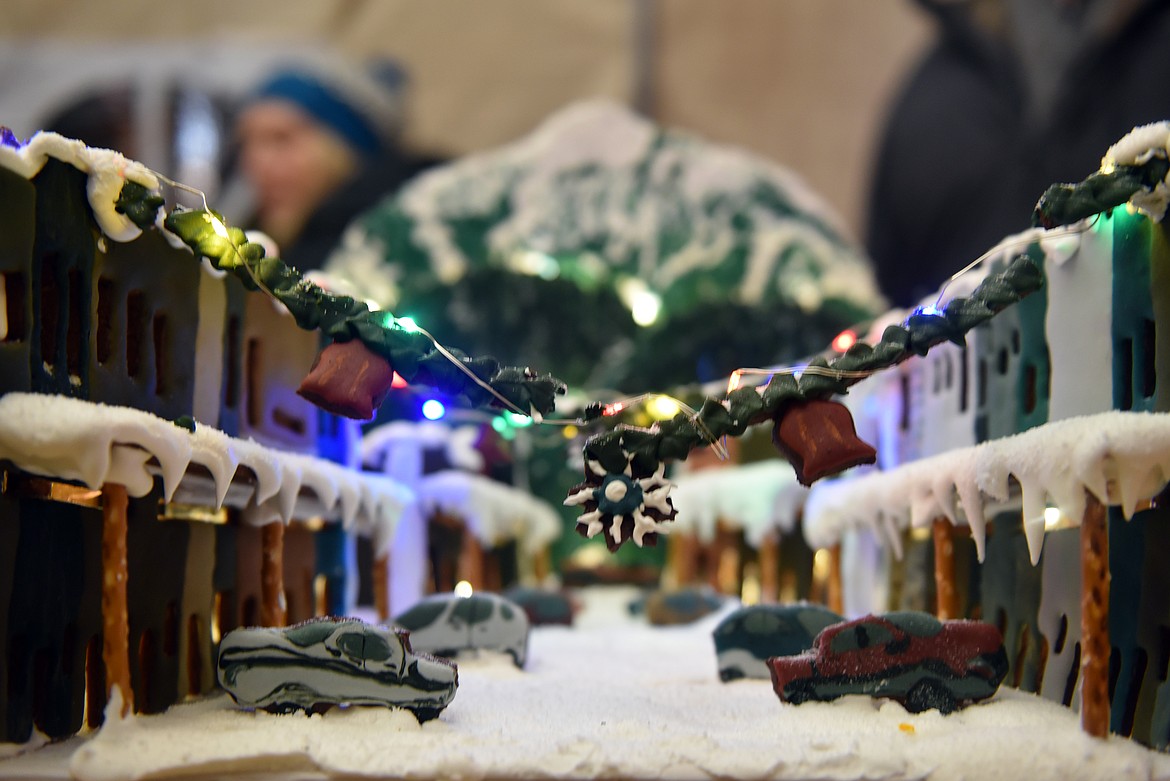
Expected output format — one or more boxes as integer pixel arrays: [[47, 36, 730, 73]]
[[260, 522, 287, 627], [101, 482, 133, 716], [933, 518, 958, 620], [758, 532, 780, 604], [373, 554, 390, 622], [827, 543, 844, 615], [1080, 491, 1110, 738]]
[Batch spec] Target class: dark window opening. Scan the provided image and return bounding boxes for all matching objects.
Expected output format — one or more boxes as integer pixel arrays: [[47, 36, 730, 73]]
[[1158, 625, 1170, 681], [66, 268, 84, 377], [85, 634, 104, 729], [977, 359, 988, 408], [1055, 614, 1068, 655], [40, 254, 61, 368], [138, 630, 156, 713], [32, 646, 51, 731], [224, 316, 240, 408], [187, 614, 203, 697], [163, 601, 179, 657], [1064, 643, 1082, 706], [214, 590, 234, 639], [153, 313, 168, 396], [996, 346, 1009, 376], [245, 337, 262, 428], [96, 277, 114, 364], [126, 290, 146, 378], [1109, 646, 1123, 706], [1118, 649, 1148, 737], [932, 360, 941, 395], [1023, 364, 1038, 415], [1119, 338, 1134, 411], [1011, 329, 1021, 355], [899, 373, 911, 431], [944, 352, 954, 389], [959, 346, 969, 413], [3, 271, 27, 343], [272, 407, 306, 436], [1143, 318, 1157, 400], [241, 595, 258, 628]]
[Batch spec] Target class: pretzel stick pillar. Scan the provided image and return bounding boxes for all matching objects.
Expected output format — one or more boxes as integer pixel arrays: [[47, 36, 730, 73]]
[[374, 554, 390, 622], [1080, 492, 1110, 738], [759, 532, 780, 604], [827, 543, 844, 615], [260, 522, 287, 627], [933, 518, 958, 620], [101, 482, 133, 716]]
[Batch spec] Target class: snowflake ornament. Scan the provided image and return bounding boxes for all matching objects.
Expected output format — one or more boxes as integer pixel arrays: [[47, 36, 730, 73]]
[[564, 453, 676, 551]]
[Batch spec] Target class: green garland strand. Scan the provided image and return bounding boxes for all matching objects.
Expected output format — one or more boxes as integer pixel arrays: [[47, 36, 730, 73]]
[[1033, 157, 1170, 229], [114, 182, 565, 416], [582, 252, 1044, 476]]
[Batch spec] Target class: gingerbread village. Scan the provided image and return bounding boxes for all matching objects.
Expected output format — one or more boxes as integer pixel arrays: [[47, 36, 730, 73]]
[[2, 111, 1170, 780]]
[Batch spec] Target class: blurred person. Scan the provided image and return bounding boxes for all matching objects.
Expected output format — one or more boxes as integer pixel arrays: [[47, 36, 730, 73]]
[[236, 58, 424, 272], [867, 0, 1170, 307]]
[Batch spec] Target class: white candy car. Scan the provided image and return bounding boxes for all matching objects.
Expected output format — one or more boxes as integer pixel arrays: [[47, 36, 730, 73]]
[[217, 617, 458, 721], [393, 592, 530, 668]]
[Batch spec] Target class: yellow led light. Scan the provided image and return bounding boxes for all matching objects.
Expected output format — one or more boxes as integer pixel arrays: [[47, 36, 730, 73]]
[[647, 395, 681, 419]]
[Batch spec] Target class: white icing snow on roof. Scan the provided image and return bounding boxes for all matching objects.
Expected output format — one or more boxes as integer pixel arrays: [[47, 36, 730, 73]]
[[0, 393, 412, 550], [803, 411, 1170, 565], [0, 131, 166, 243], [415, 469, 562, 554], [671, 460, 808, 546]]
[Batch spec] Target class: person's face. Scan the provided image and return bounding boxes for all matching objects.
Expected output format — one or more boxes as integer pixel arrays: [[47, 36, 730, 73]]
[[236, 100, 357, 241]]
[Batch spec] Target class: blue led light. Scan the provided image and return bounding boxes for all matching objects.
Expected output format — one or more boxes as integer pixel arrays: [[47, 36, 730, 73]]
[[421, 399, 446, 420]]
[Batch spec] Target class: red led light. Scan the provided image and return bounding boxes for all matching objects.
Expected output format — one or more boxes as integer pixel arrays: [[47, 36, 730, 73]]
[[391, 372, 409, 389], [831, 329, 857, 353]]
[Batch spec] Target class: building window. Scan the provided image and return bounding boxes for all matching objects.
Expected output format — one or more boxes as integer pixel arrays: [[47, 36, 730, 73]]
[[66, 268, 84, 377], [1142, 318, 1157, 401], [126, 290, 147, 379], [1, 271, 27, 343], [40, 254, 61, 369], [153, 312, 168, 396], [96, 277, 114, 363], [245, 337, 262, 428], [224, 316, 240, 408]]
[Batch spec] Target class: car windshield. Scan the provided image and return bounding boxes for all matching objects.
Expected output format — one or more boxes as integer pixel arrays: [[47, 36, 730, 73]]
[[883, 611, 943, 637], [828, 620, 895, 655], [396, 599, 448, 630]]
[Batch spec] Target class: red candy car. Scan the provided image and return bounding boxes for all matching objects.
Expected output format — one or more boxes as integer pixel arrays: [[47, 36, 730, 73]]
[[767, 612, 1007, 714]]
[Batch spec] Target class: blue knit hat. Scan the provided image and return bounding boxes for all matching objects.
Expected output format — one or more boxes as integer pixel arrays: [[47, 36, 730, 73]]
[[249, 60, 405, 157]]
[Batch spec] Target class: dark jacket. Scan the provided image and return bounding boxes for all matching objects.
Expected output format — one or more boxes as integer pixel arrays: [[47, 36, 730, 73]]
[[867, 0, 1170, 307], [272, 151, 442, 274]]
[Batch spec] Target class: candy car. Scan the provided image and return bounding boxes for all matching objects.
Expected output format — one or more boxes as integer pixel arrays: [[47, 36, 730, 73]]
[[503, 585, 577, 626], [712, 603, 844, 681], [393, 592, 530, 667], [767, 612, 1007, 714], [639, 587, 726, 625], [217, 617, 458, 721]]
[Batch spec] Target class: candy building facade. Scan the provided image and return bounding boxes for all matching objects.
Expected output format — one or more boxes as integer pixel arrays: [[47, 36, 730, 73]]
[[805, 195, 1170, 745], [0, 134, 397, 742]]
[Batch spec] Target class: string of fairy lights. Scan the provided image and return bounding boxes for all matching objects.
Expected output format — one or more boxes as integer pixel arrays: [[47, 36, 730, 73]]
[[147, 168, 1105, 457]]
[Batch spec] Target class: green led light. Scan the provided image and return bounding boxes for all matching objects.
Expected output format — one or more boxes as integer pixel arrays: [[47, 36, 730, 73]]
[[396, 316, 420, 332], [505, 411, 533, 427]]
